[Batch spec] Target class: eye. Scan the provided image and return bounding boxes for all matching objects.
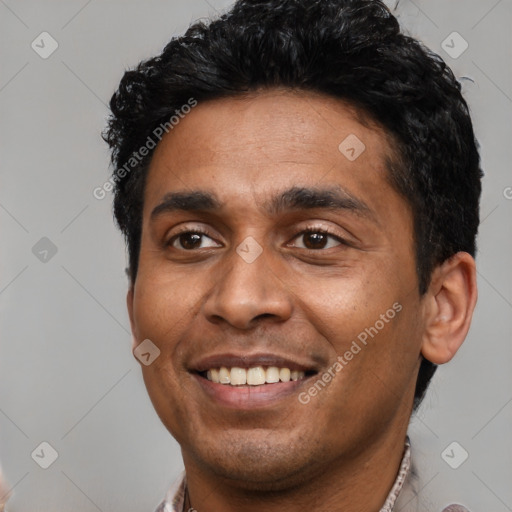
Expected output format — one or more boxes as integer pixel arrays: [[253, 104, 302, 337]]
[[290, 229, 345, 250], [168, 230, 220, 250]]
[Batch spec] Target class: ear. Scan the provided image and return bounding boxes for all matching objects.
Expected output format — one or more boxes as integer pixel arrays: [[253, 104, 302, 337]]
[[421, 252, 478, 365], [127, 286, 138, 351]]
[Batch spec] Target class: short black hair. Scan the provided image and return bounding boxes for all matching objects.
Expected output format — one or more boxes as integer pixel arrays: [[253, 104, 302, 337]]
[[103, 0, 483, 410]]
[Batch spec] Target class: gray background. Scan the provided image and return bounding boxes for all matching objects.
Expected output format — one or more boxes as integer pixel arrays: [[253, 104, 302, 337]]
[[0, 0, 511, 510]]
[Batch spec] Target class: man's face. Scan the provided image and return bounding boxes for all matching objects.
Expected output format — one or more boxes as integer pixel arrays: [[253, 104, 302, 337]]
[[128, 89, 426, 488]]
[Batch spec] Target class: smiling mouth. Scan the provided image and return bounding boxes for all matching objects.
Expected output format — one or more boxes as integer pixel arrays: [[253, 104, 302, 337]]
[[197, 366, 317, 386], [191, 356, 320, 409]]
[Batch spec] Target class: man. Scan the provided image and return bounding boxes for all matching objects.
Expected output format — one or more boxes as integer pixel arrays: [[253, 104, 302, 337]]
[[103, 0, 482, 510]]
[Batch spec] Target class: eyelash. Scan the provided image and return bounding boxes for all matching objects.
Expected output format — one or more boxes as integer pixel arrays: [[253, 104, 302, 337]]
[[166, 225, 347, 250]]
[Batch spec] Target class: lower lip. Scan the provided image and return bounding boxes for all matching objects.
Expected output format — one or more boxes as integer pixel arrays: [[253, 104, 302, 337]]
[[192, 374, 312, 409]]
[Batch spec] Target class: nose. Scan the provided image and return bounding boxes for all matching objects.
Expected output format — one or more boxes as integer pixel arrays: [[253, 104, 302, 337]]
[[202, 243, 293, 330]]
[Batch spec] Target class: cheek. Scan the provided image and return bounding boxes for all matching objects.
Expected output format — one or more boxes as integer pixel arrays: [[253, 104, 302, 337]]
[[289, 271, 398, 345], [322, 310, 419, 427], [294, 273, 418, 392], [141, 365, 190, 442], [133, 272, 201, 339], [344, 303, 422, 411]]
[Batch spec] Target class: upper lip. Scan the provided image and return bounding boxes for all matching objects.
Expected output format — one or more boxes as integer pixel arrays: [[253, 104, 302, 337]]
[[189, 352, 320, 373]]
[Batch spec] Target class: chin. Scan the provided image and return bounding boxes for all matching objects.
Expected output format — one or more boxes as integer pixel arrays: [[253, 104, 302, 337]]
[[185, 432, 328, 492]]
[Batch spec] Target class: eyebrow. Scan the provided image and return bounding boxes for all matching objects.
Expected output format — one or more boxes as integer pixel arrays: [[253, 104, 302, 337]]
[[150, 186, 376, 223]]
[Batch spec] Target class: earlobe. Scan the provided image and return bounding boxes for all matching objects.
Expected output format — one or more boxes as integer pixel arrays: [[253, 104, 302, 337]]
[[126, 287, 138, 351], [420, 252, 478, 365]]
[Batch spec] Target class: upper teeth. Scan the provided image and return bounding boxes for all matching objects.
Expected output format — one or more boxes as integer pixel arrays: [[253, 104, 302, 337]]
[[206, 366, 305, 386]]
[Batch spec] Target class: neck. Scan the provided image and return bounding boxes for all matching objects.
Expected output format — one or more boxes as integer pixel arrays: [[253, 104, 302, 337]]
[[182, 414, 411, 512]]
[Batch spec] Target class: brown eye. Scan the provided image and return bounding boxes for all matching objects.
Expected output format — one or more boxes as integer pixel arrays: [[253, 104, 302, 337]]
[[168, 230, 220, 250], [177, 233, 202, 250], [303, 232, 329, 249], [290, 230, 344, 250]]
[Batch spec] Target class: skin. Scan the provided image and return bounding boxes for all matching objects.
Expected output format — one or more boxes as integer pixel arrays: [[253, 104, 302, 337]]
[[127, 88, 477, 512]]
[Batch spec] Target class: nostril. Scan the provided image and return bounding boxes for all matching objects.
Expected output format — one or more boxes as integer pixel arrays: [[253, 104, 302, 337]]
[[254, 313, 277, 321]]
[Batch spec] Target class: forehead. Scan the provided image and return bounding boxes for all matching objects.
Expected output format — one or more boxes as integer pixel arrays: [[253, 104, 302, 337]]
[[143, 88, 403, 218]]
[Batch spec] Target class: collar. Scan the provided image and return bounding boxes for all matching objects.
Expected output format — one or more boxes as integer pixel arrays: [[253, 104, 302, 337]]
[[155, 437, 411, 512]]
